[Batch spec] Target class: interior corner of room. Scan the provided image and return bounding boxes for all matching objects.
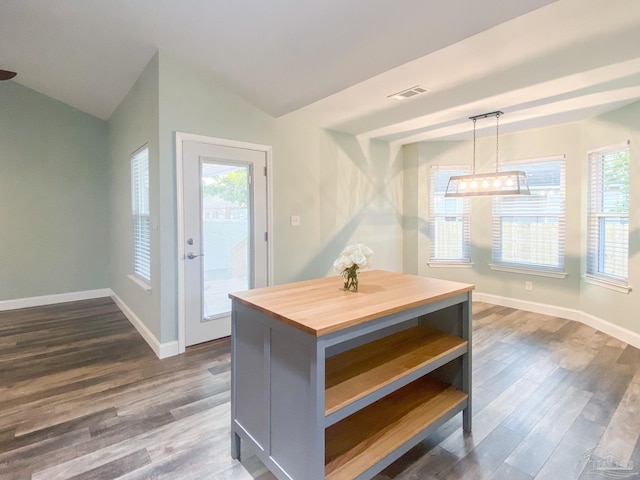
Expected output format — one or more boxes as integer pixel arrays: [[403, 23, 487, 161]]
[[1, 0, 640, 356], [4, 1, 640, 479]]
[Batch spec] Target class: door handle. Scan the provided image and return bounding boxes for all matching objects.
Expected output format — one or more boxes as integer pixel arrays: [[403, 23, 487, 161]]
[[186, 252, 204, 260]]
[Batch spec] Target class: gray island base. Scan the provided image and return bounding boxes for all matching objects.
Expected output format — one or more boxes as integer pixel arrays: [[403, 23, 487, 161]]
[[229, 270, 474, 480]]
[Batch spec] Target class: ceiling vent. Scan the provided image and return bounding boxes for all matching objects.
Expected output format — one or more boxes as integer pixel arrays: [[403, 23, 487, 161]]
[[388, 85, 430, 100]]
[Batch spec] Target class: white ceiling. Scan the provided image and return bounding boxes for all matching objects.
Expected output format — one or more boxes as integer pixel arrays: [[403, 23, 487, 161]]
[[2, 0, 640, 144]]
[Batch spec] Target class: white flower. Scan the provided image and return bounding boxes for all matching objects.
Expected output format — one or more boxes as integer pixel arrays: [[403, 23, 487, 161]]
[[332, 255, 354, 272], [352, 253, 366, 266], [333, 244, 373, 272]]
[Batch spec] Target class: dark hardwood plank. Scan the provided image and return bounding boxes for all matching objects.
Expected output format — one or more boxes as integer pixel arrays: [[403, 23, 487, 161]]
[[1, 298, 638, 480], [500, 367, 573, 435], [489, 463, 533, 480], [378, 304, 639, 480], [534, 416, 604, 480], [0, 298, 234, 480], [502, 386, 592, 476], [441, 426, 525, 480], [66, 450, 151, 480]]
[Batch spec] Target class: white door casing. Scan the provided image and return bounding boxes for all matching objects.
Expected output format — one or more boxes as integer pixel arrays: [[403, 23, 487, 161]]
[[176, 133, 271, 352]]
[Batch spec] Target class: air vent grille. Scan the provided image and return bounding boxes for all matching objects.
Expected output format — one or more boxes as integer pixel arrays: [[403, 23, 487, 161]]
[[388, 85, 429, 100]]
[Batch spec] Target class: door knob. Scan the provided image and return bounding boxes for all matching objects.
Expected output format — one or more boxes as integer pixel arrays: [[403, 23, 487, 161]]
[[187, 252, 204, 260]]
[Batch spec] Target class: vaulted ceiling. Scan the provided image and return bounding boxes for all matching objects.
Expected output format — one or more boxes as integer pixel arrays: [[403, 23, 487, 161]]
[[2, 0, 639, 144]]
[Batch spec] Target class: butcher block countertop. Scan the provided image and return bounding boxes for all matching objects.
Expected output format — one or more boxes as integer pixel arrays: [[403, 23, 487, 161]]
[[229, 270, 475, 336]]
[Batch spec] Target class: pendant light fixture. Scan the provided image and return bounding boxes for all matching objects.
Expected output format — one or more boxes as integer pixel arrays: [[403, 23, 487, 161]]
[[444, 111, 530, 197]]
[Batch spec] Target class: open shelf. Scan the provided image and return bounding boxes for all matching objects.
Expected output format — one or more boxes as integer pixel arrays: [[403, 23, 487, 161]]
[[232, 272, 473, 480], [325, 326, 467, 416], [325, 376, 467, 480]]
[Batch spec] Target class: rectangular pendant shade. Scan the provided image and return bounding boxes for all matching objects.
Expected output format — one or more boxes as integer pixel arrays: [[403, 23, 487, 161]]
[[444, 171, 530, 197]]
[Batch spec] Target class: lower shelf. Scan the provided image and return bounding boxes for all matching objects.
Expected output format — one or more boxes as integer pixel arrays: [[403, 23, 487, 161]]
[[324, 376, 467, 480]]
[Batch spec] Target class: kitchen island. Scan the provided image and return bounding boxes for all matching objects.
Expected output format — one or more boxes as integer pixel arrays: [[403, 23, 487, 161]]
[[230, 270, 474, 480]]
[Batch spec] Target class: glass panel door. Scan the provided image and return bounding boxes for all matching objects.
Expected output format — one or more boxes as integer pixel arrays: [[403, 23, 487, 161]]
[[201, 161, 250, 319], [181, 137, 268, 348]]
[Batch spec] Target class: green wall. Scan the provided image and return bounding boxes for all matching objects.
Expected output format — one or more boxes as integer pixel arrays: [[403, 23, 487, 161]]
[[107, 53, 160, 339], [405, 103, 640, 336], [152, 51, 404, 343], [579, 101, 640, 333], [10, 47, 638, 350], [156, 52, 277, 343], [0, 81, 108, 301], [271, 121, 404, 283]]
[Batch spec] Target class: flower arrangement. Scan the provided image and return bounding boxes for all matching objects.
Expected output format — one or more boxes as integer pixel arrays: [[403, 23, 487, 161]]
[[333, 244, 373, 291]]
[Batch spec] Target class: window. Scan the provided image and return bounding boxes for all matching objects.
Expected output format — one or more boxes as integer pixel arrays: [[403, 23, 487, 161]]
[[430, 165, 471, 264], [131, 146, 150, 283], [491, 156, 565, 273], [587, 142, 630, 287]]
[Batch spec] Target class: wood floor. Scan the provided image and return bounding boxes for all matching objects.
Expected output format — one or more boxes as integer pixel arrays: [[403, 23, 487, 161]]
[[1, 298, 639, 479]]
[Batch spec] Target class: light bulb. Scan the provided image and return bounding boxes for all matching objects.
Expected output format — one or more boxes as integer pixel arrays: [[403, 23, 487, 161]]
[[470, 180, 478, 189], [506, 178, 514, 186], [459, 181, 467, 190], [494, 179, 501, 187], [482, 180, 489, 188]]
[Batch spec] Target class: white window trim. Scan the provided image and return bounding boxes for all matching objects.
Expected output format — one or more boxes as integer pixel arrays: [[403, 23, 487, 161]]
[[586, 141, 630, 285], [584, 274, 632, 294], [587, 140, 630, 155], [492, 154, 566, 274], [131, 144, 151, 285], [430, 165, 471, 264], [128, 274, 152, 293], [428, 261, 475, 268], [489, 263, 567, 278]]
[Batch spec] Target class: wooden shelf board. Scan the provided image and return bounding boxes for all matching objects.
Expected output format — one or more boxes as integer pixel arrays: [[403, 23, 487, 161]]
[[325, 377, 467, 480], [325, 326, 467, 416]]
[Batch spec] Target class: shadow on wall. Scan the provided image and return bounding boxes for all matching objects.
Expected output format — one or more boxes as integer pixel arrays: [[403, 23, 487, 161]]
[[294, 131, 404, 281], [403, 215, 431, 239]]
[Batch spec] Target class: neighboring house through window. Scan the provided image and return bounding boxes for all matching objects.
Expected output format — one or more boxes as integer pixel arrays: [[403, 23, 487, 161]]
[[586, 141, 630, 289], [430, 165, 471, 265], [131, 145, 151, 284], [491, 155, 566, 275]]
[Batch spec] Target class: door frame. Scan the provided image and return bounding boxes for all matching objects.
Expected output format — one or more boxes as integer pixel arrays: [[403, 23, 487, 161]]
[[175, 132, 273, 354]]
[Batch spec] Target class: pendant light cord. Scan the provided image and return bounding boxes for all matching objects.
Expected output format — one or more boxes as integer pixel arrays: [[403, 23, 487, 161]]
[[495, 112, 500, 172], [467, 110, 503, 175], [472, 118, 477, 174]]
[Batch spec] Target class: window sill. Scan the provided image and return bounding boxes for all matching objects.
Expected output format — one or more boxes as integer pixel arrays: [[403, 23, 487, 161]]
[[583, 275, 631, 294], [128, 274, 152, 294], [428, 262, 474, 269], [489, 264, 567, 279]]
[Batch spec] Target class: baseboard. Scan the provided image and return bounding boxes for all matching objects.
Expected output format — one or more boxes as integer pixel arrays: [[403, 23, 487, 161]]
[[578, 311, 640, 350], [110, 293, 179, 360], [474, 292, 581, 321], [475, 291, 640, 350], [0, 289, 112, 311], [2, 288, 180, 359], [158, 341, 180, 359]]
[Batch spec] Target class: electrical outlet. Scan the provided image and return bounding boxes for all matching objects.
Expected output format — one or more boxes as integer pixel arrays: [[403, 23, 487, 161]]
[[290, 215, 301, 227], [525, 281, 533, 291]]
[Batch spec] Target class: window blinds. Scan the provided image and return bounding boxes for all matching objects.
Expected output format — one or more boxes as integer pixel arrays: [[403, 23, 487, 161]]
[[492, 156, 565, 271], [430, 165, 471, 263], [586, 142, 629, 284], [131, 146, 151, 282]]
